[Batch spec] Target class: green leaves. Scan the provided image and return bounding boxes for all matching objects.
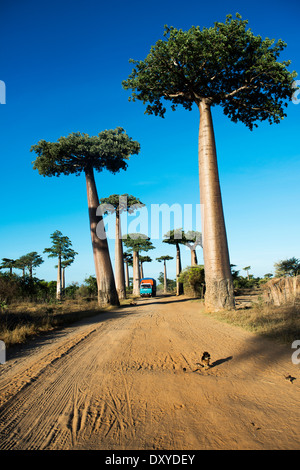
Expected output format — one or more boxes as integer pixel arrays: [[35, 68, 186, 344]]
[[123, 13, 297, 128], [31, 128, 140, 177], [122, 233, 155, 253]]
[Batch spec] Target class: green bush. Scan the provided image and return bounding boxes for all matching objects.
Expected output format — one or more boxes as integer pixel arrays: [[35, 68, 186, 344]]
[[178, 265, 205, 298]]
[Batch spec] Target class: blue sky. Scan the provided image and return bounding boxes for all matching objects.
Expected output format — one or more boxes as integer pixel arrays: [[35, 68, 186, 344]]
[[0, 0, 299, 285]]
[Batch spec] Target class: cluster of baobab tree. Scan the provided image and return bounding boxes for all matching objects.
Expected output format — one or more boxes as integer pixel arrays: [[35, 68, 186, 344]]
[[0, 230, 77, 301], [31, 13, 296, 311]]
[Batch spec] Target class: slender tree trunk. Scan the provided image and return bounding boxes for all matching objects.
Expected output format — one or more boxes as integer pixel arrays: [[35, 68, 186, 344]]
[[125, 261, 129, 288], [115, 209, 126, 299], [163, 260, 167, 294], [140, 262, 144, 279], [198, 99, 235, 310], [176, 243, 183, 296], [56, 255, 62, 300], [85, 168, 119, 306], [62, 267, 65, 293], [191, 249, 198, 266], [132, 250, 140, 296]]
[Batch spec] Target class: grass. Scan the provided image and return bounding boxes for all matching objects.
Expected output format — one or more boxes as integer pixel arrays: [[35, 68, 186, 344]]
[[208, 300, 300, 345], [0, 298, 121, 348]]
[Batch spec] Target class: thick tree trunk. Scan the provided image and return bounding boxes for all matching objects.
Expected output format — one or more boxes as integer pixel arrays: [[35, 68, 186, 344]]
[[176, 243, 183, 296], [85, 168, 119, 306], [163, 260, 167, 294], [56, 255, 62, 301], [132, 250, 140, 296], [115, 210, 126, 299], [198, 99, 235, 311]]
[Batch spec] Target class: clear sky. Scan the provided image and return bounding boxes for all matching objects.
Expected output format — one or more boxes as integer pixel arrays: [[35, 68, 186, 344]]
[[0, 0, 299, 285]]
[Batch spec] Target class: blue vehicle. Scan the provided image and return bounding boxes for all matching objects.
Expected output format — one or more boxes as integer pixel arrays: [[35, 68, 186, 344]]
[[140, 278, 156, 297]]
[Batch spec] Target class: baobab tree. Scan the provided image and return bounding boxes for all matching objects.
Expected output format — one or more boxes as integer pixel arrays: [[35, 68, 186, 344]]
[[122, 234, 154, 296], [123, 251, 133, 289], [243, 266, 251, 280], [44, 230, 75, 300], [163, 229, 185, 296], [31, 128, 140, 306], [99, 194, 144, 299], [156, 255, 174, 293], [184, 231, 202, 266], [0, 258, 17, 275], [61, 248, 78, 293], [23, 252, 44, 278], [123, 13, 296, 310], [139, 255, 152, 278]]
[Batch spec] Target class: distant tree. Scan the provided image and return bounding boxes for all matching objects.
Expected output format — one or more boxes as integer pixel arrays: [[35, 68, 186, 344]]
[[44, 231, 75, 300], [61, 248, 77, 292], [0, 258, 16, 275], [99, 194, 144, 299], [83, 275, 98, 296], [123, 14, 296, 310], [14, 256, 28, 277], [156, 255, 174, 293], [184, 231, 202, 265], [274, 257, 300, 277], [123, 251, 133, 288], [23, 252, 44, 278], [139, 255, 152, 278], [122, 234, 155, 296], [243, 266, 251, 280], [31, 128, 140, 306], [163, 229, 186, 295], [157, 272, 176, 292]]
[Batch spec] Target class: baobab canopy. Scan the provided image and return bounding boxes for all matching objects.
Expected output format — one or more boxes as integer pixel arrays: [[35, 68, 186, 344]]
[[123, 14, 296, 129], [31, 127, 140, 177]]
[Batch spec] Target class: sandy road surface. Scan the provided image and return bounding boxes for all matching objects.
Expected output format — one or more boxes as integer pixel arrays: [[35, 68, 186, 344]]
[[0, 295, 299, 450]]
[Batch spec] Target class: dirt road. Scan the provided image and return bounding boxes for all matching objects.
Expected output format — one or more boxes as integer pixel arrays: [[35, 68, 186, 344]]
[[0, 295, 299, 450]]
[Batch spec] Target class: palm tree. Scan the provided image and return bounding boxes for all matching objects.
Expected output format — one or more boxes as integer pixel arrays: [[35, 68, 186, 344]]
[[156, 255, 174, 293]]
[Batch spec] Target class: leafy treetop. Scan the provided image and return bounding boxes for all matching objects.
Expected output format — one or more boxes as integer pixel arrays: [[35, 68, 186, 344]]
[[122, 13, 297, 129], [31, 128, 140, 176]]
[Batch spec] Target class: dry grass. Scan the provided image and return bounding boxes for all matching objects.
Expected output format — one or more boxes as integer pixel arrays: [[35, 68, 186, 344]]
[[208, 299, 300, 344], [0, 298, 116, 348]]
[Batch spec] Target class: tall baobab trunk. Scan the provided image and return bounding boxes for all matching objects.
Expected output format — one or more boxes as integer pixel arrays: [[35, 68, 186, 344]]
[[176, 243, 183, 296], [56, 255, 62, 300], [115, 209, 126, 299], [124, 260, 129, 289], [163, 259, 167, 294], [132, 250, 140, 296], [140, 262, 144, 279], [198, 99, 235, 310], [191, 249, 198, 266], [85, 168, 119, 306], [62, 267, 65, 293]]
